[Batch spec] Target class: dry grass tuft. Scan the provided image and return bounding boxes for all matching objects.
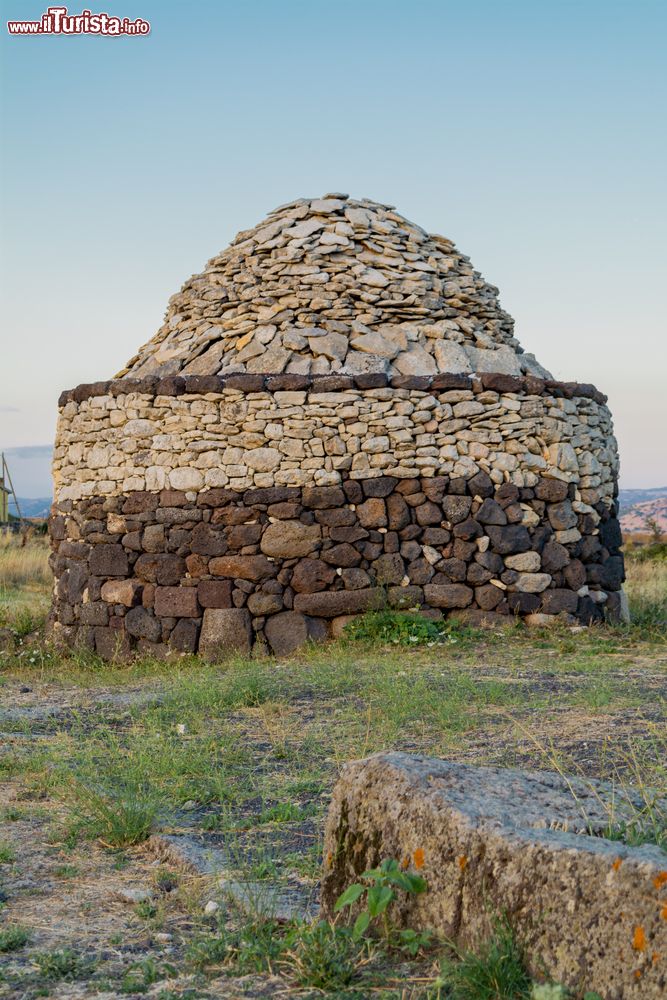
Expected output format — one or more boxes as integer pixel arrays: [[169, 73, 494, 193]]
[[0, 532, 51, 589]]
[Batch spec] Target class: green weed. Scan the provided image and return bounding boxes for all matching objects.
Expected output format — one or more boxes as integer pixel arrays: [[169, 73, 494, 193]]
[[187, 914, 287, 973], [34, 947, 88, 981], [335, 857, 427, 945], [73, 783, 157, 847], [344, 609, 476, 647], [282, 920, 361, 990], [0, 842, 16, 864], [0, 925, 30, 952], [438, 920, 532, 999]]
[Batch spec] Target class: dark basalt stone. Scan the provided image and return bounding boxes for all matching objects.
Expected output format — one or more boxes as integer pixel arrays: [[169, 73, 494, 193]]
[[467, 471, 494, 498], [302, 486, 346, 509], [265, 374, 311, 391], [479, 373, 523, 393], [362, 477, 398, 498], [441, 496, 472, 524], [311, 375, 354, 391], [50, 468, 625, 658], [225, 373, 266, 391], [353, 372, 389, 388], [293, 588, 386, 617], [125, 606, 162, 642], [540, 589, 579, 615], [475, 499, 507, 525], [541, 541, 570, 573], [487, 524, 531, 555], [89, 544, 128, 577]]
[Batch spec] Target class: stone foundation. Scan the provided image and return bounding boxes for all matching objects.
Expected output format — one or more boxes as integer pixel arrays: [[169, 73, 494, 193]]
[[49, 467, 624, 660]]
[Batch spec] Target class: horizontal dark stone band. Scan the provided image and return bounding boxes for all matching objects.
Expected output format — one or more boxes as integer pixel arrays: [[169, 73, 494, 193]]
[[58, 371, 608, 408]]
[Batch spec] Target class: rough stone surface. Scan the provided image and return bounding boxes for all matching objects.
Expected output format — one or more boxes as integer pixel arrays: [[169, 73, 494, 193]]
[[199, 608, 252, 658], [321, 752, 667, 999], [264, 611, 313, 655], [116, 197, 536, 382]]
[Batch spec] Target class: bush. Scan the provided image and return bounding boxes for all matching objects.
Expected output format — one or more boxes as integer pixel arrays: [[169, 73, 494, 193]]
[[344, 610, 473, 646]]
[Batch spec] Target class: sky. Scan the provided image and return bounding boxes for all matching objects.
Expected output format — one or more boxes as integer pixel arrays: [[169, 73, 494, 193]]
[[1, 0, 665, 496]]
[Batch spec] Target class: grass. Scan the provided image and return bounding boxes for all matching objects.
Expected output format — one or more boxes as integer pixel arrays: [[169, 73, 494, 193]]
[[0, 842, 16, 864], [0, 925, 30, 953], [34, 946, 88, 980], [623, 549, 667, 627], [72, 782, 158, 847], [436, 920, 532, 999], [0, 532, 50, 623], [281, 920, 362, 990], [0, 545, 663, 996]]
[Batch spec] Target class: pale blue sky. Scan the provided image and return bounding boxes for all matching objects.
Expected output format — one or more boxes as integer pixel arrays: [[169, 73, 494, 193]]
[[1, 0, 665, 494]]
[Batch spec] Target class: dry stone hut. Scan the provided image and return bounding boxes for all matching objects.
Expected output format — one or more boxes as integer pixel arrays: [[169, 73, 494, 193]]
[[49, 195, 625, 658]]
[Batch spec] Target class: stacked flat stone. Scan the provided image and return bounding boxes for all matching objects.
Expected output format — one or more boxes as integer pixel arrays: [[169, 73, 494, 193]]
[[117, 194, 550, 382], [49, 196, 625, 659]]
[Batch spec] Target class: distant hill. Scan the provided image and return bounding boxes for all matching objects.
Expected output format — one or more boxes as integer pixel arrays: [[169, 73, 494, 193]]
[[619, 487, 667, 536], [618, 486, 667, 514], [15, 497, 52, 519]]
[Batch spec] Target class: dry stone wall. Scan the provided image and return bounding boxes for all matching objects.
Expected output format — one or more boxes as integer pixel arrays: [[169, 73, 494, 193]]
[[53, 373, 616, 501], [49, 196, 625, 658], [49, 374, 625, 659]]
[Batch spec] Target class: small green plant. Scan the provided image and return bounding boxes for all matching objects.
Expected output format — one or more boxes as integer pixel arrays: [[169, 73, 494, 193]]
[[258, 800, 304, 824], [54, 864, 80, 879], [74, 784, 156, 847], [282, 920, 361, 990], [1, 807, 25, 821], [334, 857, 427, 944], [34, 947, 87, 981], [135, 898, 159, 921], [120, 957, 174, 993], [11, 608, 39, 638], [0, 925, 30, 952], [248, 856, 281, 880], [220, 666, 276, 707], [438, 919, 532, 999], [155, 869, 179, 893], [597, 787, 667, 852], [0, 842, 16, 864], [187, 915, 288, 973], [344, 609, 475, 647]]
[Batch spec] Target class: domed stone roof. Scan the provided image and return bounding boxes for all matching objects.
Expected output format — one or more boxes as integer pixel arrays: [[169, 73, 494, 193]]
[[118, 194, 551, 380]]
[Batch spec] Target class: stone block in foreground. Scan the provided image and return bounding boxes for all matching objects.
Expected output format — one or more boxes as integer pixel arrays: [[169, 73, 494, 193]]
[[321, 753, 667, 998]]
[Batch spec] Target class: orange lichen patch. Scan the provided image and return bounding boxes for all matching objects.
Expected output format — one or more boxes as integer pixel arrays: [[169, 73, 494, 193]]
[[401, 855, 410, 870], [634, 969, 642, 980], [653, 871, 667, 890], [325, 851, 333, 868], [458, 855, 468, 871], [632, 925, 647, 952], [612, 857, 623, 872], [652, 952, 660, 966], [413, 848, 425, 870], [661, 905, 667, 921]]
